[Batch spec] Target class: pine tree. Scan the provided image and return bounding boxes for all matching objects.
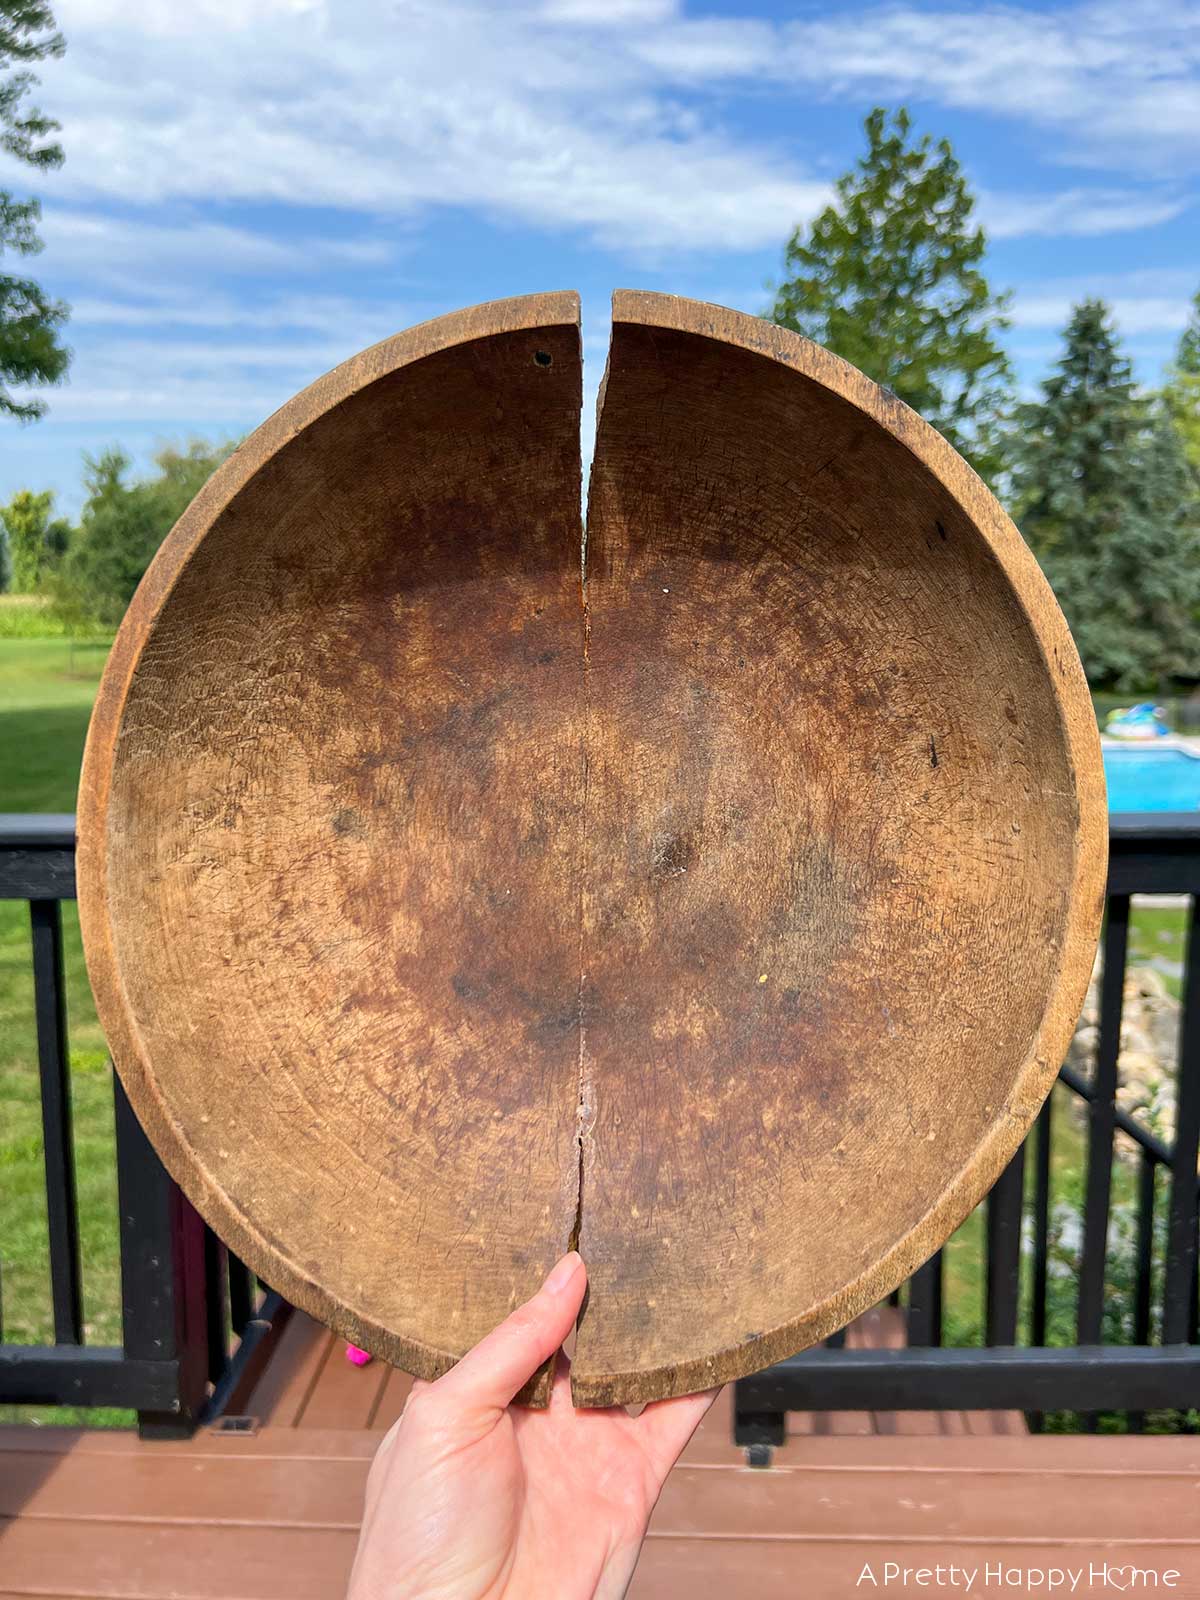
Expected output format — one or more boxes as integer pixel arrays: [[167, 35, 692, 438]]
[[0, 1, 69, 421], [1013, 300, 1200, 690], [1099, 406, 1200, 686], [1162, 288, 1200, 479], [766, 107, 1011, 482]]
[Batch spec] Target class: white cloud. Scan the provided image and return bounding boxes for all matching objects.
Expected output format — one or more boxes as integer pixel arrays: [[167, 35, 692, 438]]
[[540, 0, 678, 22], [3, 0, 1188, 267], [1015, 296, 1192, 337], [626, 15, 774, 78], [65, 286, 406, 335], [631, 0, 1200, 172], [6, 0, 827, 256], [981, 188, 1189, 240], [25, 279, 423, 423], [37, 210, 394, 286], [59, 0, 321, 32], [30, 330, 343, 423], [1011, 269, 1197, 336]]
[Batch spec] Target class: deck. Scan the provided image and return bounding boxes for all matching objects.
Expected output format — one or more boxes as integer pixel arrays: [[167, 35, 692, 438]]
[[3, 1308, 1199, 1598]]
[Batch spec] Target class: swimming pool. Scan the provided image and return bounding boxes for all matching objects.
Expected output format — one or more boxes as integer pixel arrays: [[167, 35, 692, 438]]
[[1103, 746, 1200, 812]]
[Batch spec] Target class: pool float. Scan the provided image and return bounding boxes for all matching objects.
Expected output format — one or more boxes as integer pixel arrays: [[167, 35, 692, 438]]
[[1105, 704, 1171, 740]]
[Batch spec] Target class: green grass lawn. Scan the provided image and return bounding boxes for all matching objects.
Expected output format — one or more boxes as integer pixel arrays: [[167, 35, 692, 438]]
[[1128, 904, 1188, 998], [0, 595, 76, 641], [0, 630, 131, 1424]]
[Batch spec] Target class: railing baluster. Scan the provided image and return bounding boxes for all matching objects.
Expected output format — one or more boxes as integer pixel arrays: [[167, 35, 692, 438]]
[[1135, 1149, 1157, 1348], [907, 1251, 943, 1347], [986, 1144, 1026, 1347], [1164, 897, 1200, 1345], [29, 898, 83, 1346], [1078, 895, 1129, 1345], [1129, 1149, 1159, 1434], [204, 1232, 229, 1384], [227, 1254, 256, 1338], [1031, 1091, 1053, 1349]]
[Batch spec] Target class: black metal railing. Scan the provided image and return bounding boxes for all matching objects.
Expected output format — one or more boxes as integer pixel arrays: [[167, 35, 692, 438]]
[[0, 816, 289, 1437], [735, 811, 1200, 1458]]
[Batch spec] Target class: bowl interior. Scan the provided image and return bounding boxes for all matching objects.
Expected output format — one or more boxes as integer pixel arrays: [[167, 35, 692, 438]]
[[87, 296, 1097, 1404]]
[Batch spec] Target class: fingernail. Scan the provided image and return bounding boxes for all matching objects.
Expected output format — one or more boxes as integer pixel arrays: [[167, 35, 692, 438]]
[[543, 1251, 583, 1296]]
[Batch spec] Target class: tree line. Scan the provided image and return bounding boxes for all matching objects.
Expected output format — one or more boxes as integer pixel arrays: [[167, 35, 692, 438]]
[[0, 441, 236, 627]]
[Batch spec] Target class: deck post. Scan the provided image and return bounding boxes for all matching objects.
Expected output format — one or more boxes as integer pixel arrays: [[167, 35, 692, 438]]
[[114, 1074, 210, 1438]]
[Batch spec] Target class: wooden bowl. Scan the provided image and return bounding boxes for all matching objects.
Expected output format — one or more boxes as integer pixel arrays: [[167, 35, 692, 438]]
[[78, 291, 1106, 1407]]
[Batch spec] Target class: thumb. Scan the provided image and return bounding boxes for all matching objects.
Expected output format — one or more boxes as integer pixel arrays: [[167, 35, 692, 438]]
[[430, 1252, 586, 1425]]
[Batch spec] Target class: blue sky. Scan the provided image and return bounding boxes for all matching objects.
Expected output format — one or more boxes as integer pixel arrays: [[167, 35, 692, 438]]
[[1, 0, 1198, 515]]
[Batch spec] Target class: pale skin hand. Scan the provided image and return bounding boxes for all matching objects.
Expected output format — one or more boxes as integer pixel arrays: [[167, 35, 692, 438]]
[[348, 1253, 718, 1600]]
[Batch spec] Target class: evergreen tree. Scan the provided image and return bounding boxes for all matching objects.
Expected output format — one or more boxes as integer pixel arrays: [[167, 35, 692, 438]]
[[1013, 300, 1200, 689], [0, 483, 69, 589], [0, 1, 70, 421], [1013, 300, 1137, 562], [1162, 287, 1200, 479], [1099, 406, 1200, 687], [766, 107, 1011, 481]]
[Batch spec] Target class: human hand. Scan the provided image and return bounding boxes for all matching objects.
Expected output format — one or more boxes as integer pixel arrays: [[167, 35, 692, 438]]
[[347, 1252, 718, 1600]]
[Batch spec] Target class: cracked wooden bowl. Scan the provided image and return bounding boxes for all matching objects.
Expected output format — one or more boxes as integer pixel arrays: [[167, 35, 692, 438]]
[[78, 291, 1106, 1407]]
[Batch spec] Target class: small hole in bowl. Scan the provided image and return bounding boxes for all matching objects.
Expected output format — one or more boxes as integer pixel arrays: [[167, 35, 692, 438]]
[[533, 350, 553, 368]]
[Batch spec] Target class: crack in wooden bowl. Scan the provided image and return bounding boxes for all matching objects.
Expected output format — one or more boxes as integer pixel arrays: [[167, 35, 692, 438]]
[[77, 291, 1106, 1407]]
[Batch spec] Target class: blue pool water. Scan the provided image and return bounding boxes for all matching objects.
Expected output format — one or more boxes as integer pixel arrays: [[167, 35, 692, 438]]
[[1104, 747, 1200, 812]]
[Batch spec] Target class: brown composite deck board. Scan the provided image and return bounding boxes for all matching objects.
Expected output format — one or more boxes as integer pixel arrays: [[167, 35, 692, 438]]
[[647, 1463, 1200, 1541], [0, 1521, 359, 1600], [627, 1539, 1200, 1600], [233, 1311, 332, 1429], [3, 1308, 1197, 1599], [366, 1365, 415, 1433], [3, 1429, 1199, 1598], [0, 1448, 363, 1527], [291, 1337, 391, 1433], [0, 1426, 380, 1462], [6, 1419, 1200, 1473], [4, 1460, 1199, 1596], [873, 1408, 963, 1434]]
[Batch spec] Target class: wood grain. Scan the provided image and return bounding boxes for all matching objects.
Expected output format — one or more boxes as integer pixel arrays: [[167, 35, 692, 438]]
[[77, 290, 1106, 1408]]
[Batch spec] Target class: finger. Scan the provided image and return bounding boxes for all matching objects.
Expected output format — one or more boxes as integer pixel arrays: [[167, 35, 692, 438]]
[[637, 1386, 721, 1475], [432, 1251, 586, 1422]]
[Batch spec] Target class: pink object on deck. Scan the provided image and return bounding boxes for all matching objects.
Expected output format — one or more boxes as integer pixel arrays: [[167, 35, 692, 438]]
[[345, 1343, 373, 1367]]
